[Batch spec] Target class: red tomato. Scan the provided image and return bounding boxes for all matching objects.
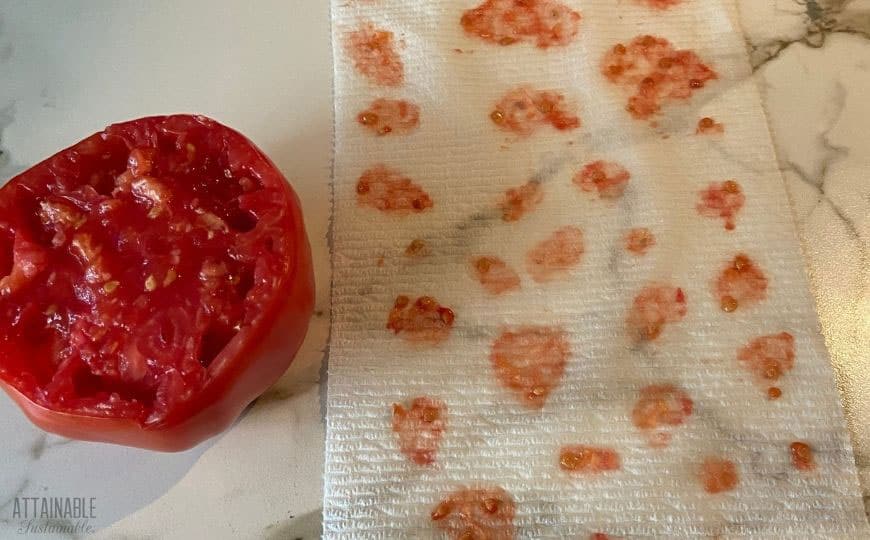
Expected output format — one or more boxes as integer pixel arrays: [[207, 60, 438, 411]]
[[0, 115, 314, 451]]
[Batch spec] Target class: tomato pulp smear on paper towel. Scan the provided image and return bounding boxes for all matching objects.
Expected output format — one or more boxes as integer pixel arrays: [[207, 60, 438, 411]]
[[699, 457, 740, 494], [345, 23, 404, 87], [472, 256, 521, 296], [392, 395, 447, 466], [461, 0, 582, 49], [559, 445, 621, 474], [357, 98, 420, 136], [602, 35, 717, 120], [431, 486, 517, 540], [624, 227, 656, 255], [0, 115, 314, 450]]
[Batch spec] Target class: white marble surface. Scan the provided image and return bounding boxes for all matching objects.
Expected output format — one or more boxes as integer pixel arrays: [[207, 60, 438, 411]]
[[0, 2, 332, 539], [738, 0, 870, 503], [0, 0, 867, 538]]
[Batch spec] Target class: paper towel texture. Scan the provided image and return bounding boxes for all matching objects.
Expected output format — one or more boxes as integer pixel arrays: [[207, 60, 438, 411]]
[[325, 1, 869, 537]]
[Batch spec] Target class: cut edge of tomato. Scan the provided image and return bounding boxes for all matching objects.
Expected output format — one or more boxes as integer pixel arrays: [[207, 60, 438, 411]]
[[0, 115, 315, 451]]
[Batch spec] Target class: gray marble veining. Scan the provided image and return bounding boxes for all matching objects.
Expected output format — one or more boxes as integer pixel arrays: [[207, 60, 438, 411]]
[[0, 0, 866, 537]]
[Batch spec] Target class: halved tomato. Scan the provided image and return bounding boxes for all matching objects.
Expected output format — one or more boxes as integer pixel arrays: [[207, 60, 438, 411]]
[[0, 115, 314, 451]]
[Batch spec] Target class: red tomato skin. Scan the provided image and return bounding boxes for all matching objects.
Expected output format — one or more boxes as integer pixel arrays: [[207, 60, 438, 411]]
[[0, 116, 314, 451]]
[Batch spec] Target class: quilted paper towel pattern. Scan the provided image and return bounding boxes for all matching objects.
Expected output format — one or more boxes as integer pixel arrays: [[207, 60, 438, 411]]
[[324, 1, 870, 537]]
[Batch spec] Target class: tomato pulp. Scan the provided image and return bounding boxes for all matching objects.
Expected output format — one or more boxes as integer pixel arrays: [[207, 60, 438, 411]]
[[0, 115, 314, 451]]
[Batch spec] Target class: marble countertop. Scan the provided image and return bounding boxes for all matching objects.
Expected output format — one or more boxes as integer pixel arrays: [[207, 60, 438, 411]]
[[0, 1, 866, 538]]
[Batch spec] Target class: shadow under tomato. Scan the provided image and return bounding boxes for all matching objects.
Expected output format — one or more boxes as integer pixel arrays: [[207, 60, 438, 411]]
[[0, 400, 219, 535]]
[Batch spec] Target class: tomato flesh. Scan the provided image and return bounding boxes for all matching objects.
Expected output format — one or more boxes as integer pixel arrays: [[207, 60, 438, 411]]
[[0, 115, 307, 430]]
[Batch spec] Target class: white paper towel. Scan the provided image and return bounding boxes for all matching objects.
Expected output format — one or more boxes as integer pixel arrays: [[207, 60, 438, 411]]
[[324, 1, 870, 537]]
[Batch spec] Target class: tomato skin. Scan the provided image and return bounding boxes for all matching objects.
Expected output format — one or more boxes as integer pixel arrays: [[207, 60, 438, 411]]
[[0, 116, 315, 451]]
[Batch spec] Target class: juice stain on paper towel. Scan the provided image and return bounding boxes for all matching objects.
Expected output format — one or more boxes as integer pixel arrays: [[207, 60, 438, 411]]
[[738, 332, 795, 396], [602, 35, 717, 120], [472, 256, 521, 296], [500, 179, 543, 222], [490, 87, 580, 136], [697, 180, 744, 231], [626, 285, 687, 341], [526, 226, 584, 283], [345, 23, 404, 87], [392, 396, 447, 466], [696, 116, 725, 135], [699, 457, 740, 494], [387, 295, 455, 344], [559, 445, 621, 474], [625, 228, 656, 255], [790, 441, 816, 472], [638, 0, 683, 9], [357, 98, 420, 136], [573, 160, 631, 200], [632, 384, 694, 448], [491, 326, 570, 409], [431, 486, 516, 540], [356, 165, 433, 213], [461, 0, 582, 49], [715, 254, 768, 313]]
